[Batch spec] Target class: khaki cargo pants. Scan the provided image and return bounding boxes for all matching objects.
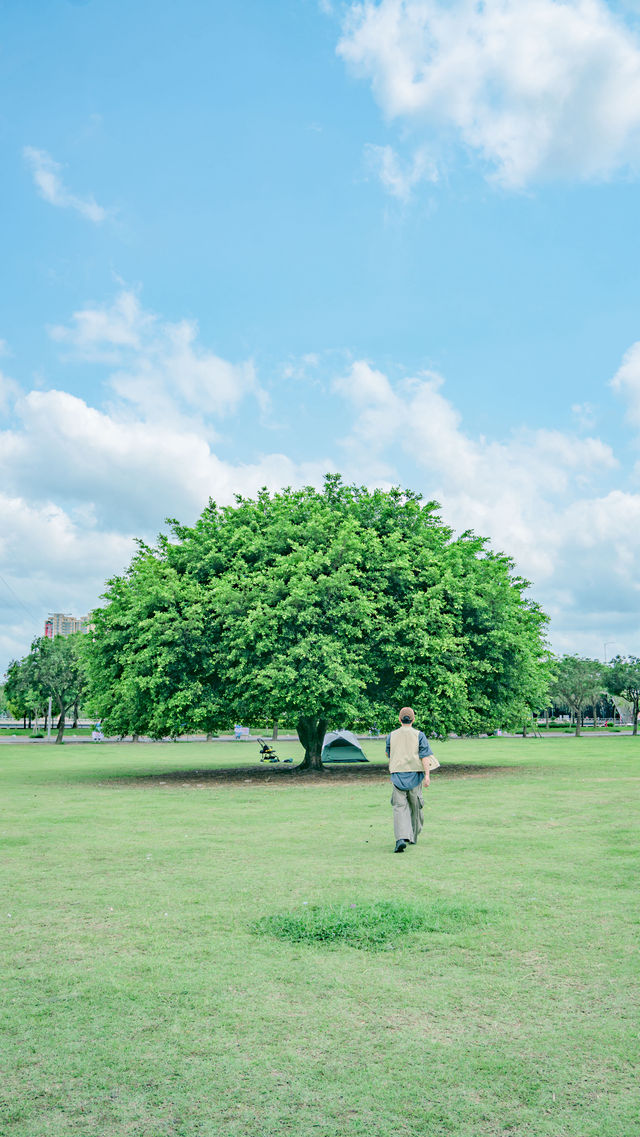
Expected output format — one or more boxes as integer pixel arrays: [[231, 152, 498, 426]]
[[391, 783, 424, 844]]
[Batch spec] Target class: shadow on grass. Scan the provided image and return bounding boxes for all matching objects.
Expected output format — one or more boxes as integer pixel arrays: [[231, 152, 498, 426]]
[[103, 763, 517, 787]]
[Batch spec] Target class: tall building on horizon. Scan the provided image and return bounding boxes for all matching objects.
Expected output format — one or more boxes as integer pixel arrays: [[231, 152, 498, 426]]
[[44, 613, 90, 639]]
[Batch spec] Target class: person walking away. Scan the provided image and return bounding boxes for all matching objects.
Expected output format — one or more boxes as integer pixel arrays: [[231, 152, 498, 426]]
[[386, 707, 434, 853]]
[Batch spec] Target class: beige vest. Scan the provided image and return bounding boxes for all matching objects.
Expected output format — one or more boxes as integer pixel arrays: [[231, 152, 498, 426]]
[[389, 725, 423, 773]]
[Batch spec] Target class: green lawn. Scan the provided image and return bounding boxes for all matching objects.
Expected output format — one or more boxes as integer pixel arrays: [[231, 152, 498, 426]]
[[1, 736, 638, 1137]]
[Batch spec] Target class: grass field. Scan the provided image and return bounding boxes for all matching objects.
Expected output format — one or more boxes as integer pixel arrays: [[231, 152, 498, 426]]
[[1, 736, 638, 1137]]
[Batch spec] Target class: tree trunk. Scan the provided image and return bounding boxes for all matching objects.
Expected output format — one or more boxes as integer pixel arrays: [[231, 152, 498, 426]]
[[73, 699, 79, 729], [272, 721, 278, 741], [206, 732, 213, 742], [633, 701, 639, 736], [55, 708, 65, 745], [297, 715, 327, 771], [545, 709, 549, 730], [574, 708, 581, 737], [132, 733, 140, 743]]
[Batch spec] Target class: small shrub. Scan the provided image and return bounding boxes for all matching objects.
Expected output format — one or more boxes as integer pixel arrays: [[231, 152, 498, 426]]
[[252, 898, 491, 951]]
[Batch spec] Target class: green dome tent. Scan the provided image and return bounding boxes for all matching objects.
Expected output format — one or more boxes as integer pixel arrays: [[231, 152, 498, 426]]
[[321, 730, 368, 764]]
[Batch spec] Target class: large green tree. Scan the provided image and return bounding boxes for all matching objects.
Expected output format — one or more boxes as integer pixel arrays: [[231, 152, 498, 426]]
[[607, 656, 640, 736], [87, 478, 551, 768]]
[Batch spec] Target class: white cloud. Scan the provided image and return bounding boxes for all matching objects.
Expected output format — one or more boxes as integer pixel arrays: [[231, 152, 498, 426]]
[[611, 339, 640, 424], [333, 358, 640, 654], [0, 491, 136, 672], [336, 359, 617, 537], [0, 494, 132, 585], [23, 146, 108, 222], [364, 142, 437, 199], [338, 0, 640, 187], [49, 289, 262, 423], [0, 388, 331, 531], [49, 290, 147, 361], [0, 370, 21, 414], [572, 401, 597, 430]]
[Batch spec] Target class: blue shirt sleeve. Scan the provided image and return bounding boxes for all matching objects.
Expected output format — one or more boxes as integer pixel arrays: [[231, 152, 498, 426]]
[[385, 733, 391, 758], [418, 731, 433, 759]]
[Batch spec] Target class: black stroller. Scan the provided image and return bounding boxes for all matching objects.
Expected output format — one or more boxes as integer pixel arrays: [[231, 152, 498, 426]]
[[257, 737, 292, 764]]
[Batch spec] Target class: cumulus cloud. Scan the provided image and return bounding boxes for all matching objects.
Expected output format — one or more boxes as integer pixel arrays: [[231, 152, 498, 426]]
[[572, 401, 597, 431], [48, 289, 262, 423], [611, 339, 640, 425], [364, 142, 437, 199], [338, 0, 640, 187], [23, 147, 109, 222], [0, 490, 136, 669], [0, 370, 21, 415], [0, 388, 331, 531], [333, 358, 640, 654], [49, 290, 147, 361]]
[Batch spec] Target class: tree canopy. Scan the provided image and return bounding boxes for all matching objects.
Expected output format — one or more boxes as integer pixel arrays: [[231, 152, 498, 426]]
[[6, 635, 86, 743], [550, 655, 605, 736], [4, 653, 48, 728], [86, 478, 551, 767], [607, 656, 640, 736]]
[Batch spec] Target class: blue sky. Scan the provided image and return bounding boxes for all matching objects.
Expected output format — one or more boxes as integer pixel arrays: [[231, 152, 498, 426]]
[[2, 0, 640, 674]]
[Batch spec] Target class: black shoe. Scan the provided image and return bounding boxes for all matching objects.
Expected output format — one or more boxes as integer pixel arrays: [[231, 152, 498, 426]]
[[394, 840, 407, 853]]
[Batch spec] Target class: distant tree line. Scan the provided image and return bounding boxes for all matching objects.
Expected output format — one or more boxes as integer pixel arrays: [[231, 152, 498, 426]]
[[548, 654, 640, 736]]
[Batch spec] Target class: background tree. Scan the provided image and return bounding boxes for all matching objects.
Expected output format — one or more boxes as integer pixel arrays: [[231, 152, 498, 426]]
[[4, 655, 47, 729], [550, 656, 604, 737], [13, 635, 87, 744], [607, 656, 640, 736], [87, 478, 551, 768]]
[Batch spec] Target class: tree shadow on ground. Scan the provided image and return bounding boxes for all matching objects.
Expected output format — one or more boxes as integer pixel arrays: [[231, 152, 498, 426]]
[[104, 763, 517, 787]]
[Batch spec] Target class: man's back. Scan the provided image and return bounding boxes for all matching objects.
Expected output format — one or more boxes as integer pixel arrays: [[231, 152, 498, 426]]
[[388, 724, 422, 772]]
